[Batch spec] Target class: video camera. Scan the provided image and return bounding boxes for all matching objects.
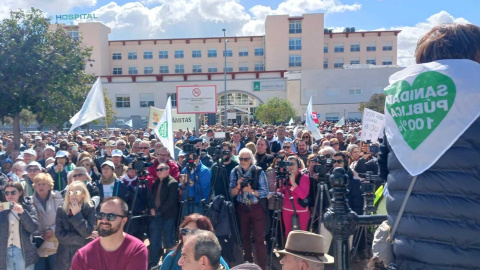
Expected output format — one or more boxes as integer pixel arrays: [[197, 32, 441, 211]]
[[240, 177, 259, 190], [181, 138, 203, 153], [358, 171, 383, 194], [274, 155, 292, 179], [132, 155, 153, 173], [312, 155, 333, 180]]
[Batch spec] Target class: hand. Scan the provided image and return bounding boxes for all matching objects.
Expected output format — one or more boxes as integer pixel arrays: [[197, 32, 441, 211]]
[[11, 202, 24, 214], [179, 174, 187, 184], [92, 166, 99, 175], [236, 177, 244, 189], [55, 164, 64, 173], [43, 230, 54, 240], [87, 231, 98, 240], [70, 199, 81, 215], [0, 203, 4, 212], [243, 183, 254, 194], [150, 209, 156, 216]]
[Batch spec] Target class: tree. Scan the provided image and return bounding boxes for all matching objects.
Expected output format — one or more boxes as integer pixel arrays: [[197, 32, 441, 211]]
[[89, 87, 117, 131], [254, 97, 296, 124], [359, 93, 386, 114], [0, 8, 93, 149]]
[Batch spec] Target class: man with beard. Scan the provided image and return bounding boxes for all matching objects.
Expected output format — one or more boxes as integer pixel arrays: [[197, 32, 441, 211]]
[[265, 127, 281, 154], [70, 197, 148, 270]]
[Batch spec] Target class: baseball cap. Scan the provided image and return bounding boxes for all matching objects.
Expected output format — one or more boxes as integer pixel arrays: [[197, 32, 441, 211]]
[[34, 136, 42, 140], [101, 160, 115, 169], [44, 145, 55, 152], [112, 149, 123, 157], [26, 161, 42, 171], [23, 149, 37, 156], [55, 151, 68, 158]]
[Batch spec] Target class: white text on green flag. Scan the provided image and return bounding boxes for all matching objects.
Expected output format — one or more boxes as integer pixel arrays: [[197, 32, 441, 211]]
[[154, 97, 174, 155]]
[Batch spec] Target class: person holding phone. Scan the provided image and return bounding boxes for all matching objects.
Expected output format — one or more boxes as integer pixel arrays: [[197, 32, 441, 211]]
[[54, 181, 95, 270], [0, 181, 40, 270]]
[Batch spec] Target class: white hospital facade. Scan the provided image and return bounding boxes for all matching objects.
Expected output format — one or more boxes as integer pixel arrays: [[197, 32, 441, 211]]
[[60, 13, 402, 127]]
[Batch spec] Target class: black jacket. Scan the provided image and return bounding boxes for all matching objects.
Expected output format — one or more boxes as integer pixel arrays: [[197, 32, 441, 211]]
[[55, 201, 96, 270], [151, 176, 179, 220], [97, 179, 128, 206], [378, 117, 480, 270]]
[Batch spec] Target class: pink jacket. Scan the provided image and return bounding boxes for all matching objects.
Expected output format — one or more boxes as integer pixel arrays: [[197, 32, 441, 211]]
[[280, 173, 310, 212]]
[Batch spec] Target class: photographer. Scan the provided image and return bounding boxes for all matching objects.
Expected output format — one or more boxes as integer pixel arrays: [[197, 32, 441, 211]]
[[280, 156, 311, 237], [331, 153, 363, 215], [229, 148, 268, 270], [179, 151, 211, 217], [147, 147, 180, 184], [255, 138, 274, 172], [210, 142, 238, 198]]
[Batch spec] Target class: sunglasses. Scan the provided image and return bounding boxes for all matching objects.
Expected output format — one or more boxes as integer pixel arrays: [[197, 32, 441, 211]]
[[180, 228, 198, 236], [139, 147, 149, 149], [331, 143, 339, 146], [239, 157, 251, 162], [283, 146, 291, 149], [82, 163, 91, 167], [156, 168, 169, 172], [68, 190, 83, 196], [302, 136, 310, 139], [73, 173, 85, 178], [332, 159, 344, 164], [266, 131, 274, 134], [4, 190, 17, 196], [27, 168, 40, 172], [96, 212, 126, 221]]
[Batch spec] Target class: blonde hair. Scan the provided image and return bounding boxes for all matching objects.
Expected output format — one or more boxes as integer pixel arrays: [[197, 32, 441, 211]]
[[62, 181, 91, 213], [32, 173, 54, 190]]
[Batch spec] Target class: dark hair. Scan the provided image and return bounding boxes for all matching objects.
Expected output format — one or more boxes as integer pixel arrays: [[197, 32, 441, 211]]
[[222, 142, 233, 152], [100, 196, 128, 216], [415, 24, 480, 64], [334, 152, 349, 171], [3, 181, 25, 203], [172, 214, 214, 256]]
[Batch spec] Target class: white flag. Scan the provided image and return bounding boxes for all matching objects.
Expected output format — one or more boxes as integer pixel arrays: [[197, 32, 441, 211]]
[[154, 97, 174, 155], [288, 118, 294, 125], [305, 97, 323, 140], [125, 119, 133, 128], [69, 78, 106, 133], [335, 117, 345, 127]]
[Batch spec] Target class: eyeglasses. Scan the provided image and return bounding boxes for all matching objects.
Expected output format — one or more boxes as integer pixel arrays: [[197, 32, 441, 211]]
[[27, 168, 40, 173], [3, 190, 17, 196], [68, 190, 83, 196], [139, 147, 149, 149], [96, 212, 126, 221], [73, 173, 85, 178], [266, 131, 273, 134], [283, 146, 291, 149], [332, 159, 344, 164], [82, 163, 91, 167], [239, 157, 251, 162], [157, 154, 169, 157], [156, 168, 169, 172], [180, 228, 198, 236]]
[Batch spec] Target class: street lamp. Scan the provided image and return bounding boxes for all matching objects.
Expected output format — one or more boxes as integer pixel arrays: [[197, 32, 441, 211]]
[[222, 28, 227, 127]]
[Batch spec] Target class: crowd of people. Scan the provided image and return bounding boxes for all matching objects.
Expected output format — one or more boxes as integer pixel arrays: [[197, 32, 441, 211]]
[[0, 120, 379, 270]]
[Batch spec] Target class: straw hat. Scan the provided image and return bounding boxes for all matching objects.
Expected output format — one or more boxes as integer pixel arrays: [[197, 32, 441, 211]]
[[275, 231, 334, 264]]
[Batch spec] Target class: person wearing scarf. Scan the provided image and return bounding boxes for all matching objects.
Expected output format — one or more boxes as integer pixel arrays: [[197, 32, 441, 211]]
[[97, 161, 128, 208]]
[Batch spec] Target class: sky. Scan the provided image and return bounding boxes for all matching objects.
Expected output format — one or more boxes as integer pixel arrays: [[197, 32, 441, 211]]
[[1, 0, 479, 66]]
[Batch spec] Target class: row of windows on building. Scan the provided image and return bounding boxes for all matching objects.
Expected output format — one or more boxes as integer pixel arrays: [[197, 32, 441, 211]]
[[112, 48, 264, 60], [324, 42, 393, 53], [288, 55, 393, 68], [112, 62, 265, 75], [115, 92, 254, 108]]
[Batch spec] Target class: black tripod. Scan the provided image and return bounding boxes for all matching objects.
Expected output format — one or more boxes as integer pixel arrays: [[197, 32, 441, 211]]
[[125, 169, 156, 237], [351, 171, 382, 260], [268, 171, 287, 270], [309, 174, 331, 234]]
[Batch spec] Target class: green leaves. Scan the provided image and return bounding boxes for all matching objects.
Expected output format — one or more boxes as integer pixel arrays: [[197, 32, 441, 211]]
[[359, 93, 386, 114], [0, 8, 93, 128], [254, 97, 296, 124]]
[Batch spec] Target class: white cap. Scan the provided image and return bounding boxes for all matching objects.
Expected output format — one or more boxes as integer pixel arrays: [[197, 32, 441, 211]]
[[23, 149, 37, 156], [112, 149, 123, 157]]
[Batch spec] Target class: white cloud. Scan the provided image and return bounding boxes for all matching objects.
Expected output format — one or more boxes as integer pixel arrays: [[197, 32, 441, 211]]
[[393, 11, 470, 67], [0, 0, 96, 19], [241, 0, 361, 35]]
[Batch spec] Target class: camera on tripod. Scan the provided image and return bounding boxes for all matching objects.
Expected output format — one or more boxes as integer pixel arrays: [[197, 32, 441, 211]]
[[274, 156, 292, 179], [358, 171, 383, 194], [132, 155, 153, 173], [209, 144, 230, 161], [312, 155, 333, 179]]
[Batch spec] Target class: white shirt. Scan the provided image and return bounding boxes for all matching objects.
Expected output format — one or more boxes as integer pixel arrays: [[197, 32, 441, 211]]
[[102, 183, 114, 198]]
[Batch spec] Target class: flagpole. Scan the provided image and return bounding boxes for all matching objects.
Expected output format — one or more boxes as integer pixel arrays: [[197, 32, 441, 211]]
[[101, 78, 110, 142]]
